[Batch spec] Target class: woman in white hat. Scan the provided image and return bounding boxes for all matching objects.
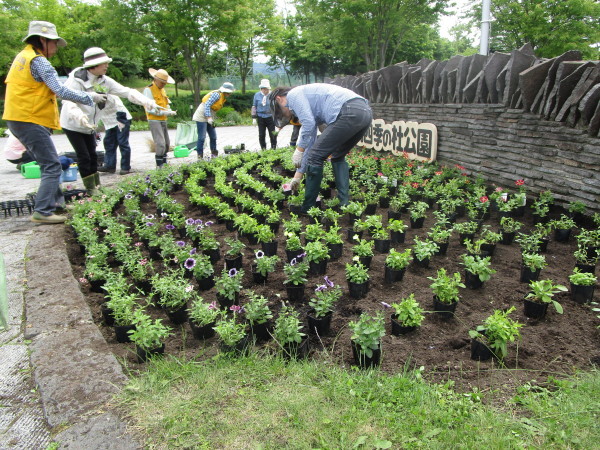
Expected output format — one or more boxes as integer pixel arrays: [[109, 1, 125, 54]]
[[251, 79, 277, 150], [143, 68, 177, 167], [2, 21, 108, 223], [60, 47, 162, 194], [192, 82, 235, 158]]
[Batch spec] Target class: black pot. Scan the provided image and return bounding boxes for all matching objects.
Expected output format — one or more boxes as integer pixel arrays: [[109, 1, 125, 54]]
[[351, 341, 381, 368], [249, 321, 271, 341], [539, 237, 550, 253], [575, 263, 595, 274], [434, 241, 449, 256], [261, 240, 278, 257], [166, 305, 188, 325], [136, 343, 165, 363], [101, 303, 115, 326], [432, 296, 457, 320], [285, 249, 304, 263], [480, 243, 496, 257], [347, 280, 369, 299], [114, 324, 136, 343], [225, 254, 243, 271], [470, 339, 492, 361], [358, 255, 372, 269], [189, 320, 216, 340], [390, 315, 417, 336], [523, 298, 548, 319], [459, 232, 475, 246], [251, 265, 268, 284], [464, 270, 484, 289], [196, 274, 215, 291], [570, 283, 595, 304], [285, 284, 305, 302], [410, 217, 425, 229], [347, 228, 363, 243], [379, 196, 390, 208], [307, 311, 333, 336], [554, 228, 571, 243], [328, 242, 343, 260], [520, 266, 541, 283], [89, 278, 105, 293], [365, 203, 377, 215], [500, 231, 515, 245], [384, 265, 406, 284], [289, 204, 303, 215], [220, 335, 251, 355], [283, 338, 310, 360], [388, 210, 402, 221], [390, 230, 406, 244], [217, 292, 239, 310], [309, 259, 328, 276], [203, 247, 220, 264], [414, 257, 430, 268], [374, 238, 391, 254]]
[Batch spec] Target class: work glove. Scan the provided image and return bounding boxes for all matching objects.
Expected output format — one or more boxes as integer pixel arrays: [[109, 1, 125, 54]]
[[91, 93, 108, 104], [80, 116, 95, 130], [166, 110, 177, 117], [117, 122, 125, 131], [144, 99, 161, 111], [207, 117, 214, 126], [252, 119, 257, 126], [292, 149, 304, 168], [289, 177, 301, 192]]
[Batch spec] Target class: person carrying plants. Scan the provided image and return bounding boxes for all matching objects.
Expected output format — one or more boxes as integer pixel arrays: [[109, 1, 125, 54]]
[[60, 48, 163, 194], [143, 68, 178, 167], [251, 79, 277, 150], [192, 82, 235, 159], [269, 83, 372, 213], [3, 21, 108, 223], [98, 97, 133, 175]]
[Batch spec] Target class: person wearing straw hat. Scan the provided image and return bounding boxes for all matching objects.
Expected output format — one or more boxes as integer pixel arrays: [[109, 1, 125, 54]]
[[3, 21, 108, 223], [192, 82, 235, 159], [251, 79, 277, 150], [143, 68, 177, 167], [60, 48, 162, 194]]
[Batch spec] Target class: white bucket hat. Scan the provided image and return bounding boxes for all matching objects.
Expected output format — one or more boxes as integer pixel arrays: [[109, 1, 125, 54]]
[[259, 79, 271, 89], [148, 68, 175, 84], [82, 47, 113, 68], [219, 82, 235, 93], [23, 21, 67, 47]]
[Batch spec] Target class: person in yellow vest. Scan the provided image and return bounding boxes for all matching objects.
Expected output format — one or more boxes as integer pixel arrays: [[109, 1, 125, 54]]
[[60, 48, 162, 194], [192, 82, 235, 159], [2, 21, 107, 224], [143, 68, 177, 167]]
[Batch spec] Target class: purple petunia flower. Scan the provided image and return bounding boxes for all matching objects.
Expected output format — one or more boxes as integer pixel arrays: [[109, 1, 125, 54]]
[[195, 224, 204, 232], [176, 241, 186, 247], [205, 221, 214, 226], [124, 193, 133, 199], [166, 224, 175, 230], [186, 218, 195, 225], [324, 276, 334, 287], [290, 258, 297, 266], [228, 268, 238, 277], [381, 302, 391, 308], [146, 222, 154, 227], [208, 301, 218, 310], [297, 252, 307, 258], [315, 284, 327, 292], [190, 248, 197, 255], [230, 305, 244, 313], [184, 258, 196, 270], [145, 214, 155, 220], [255, 251, 264, 259], [195, 219, 203, 225]]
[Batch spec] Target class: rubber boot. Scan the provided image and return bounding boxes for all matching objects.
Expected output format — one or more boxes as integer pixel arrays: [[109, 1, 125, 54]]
[[82, 174, 100, 196], [301, 165, 324, 213], [155, 155, 165, 167], [331, 160, 350, 206]]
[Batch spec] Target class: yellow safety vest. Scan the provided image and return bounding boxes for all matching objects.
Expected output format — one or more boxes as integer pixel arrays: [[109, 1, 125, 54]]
[[146, 83, 169, 121], [202, 90, 227, 111], [3, 45, 60, 129]]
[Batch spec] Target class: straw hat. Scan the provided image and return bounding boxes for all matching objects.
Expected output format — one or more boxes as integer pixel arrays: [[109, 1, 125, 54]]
[[82, 47, 112, 68], [23, 21, 67, 47], [149, 68, 175, 84]]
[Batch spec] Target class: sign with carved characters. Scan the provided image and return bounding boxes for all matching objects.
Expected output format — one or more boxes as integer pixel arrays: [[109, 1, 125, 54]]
[[360, 119, 437, 161]]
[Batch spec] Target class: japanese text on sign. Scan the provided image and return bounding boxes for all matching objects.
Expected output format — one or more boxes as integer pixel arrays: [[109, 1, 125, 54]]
[[360, 119, 437, 161]]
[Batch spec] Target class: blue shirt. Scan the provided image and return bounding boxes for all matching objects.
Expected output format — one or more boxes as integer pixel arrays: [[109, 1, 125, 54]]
[[252, 91, 271, 118], [30, 57, 94, 106], [286, 83, 365, 172]]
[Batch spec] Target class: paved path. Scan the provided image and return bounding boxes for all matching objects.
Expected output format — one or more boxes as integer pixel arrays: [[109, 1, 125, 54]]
[[0, 125, 293, 448]]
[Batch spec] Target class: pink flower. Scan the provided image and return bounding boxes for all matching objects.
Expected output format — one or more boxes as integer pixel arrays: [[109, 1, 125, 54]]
[[515, 179, 525, 186], [479, 196, 489, 203], [404, 170, 412, 176]]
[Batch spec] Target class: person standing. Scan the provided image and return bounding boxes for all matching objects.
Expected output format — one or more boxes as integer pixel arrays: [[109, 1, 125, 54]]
[[143, 68, 177, 167], [251, 79, 277, 150], [3, 21, 108, 223], [269, 83, 372, 213], [60, 47, 161, 194], [98, 97, 133, 175], [192, 82, 235, 158]]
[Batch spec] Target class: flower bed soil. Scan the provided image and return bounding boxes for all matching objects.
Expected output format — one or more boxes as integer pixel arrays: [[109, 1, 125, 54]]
[[65, 186, 600, 396]]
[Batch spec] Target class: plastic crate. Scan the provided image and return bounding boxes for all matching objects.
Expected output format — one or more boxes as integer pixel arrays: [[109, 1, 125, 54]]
[[60, 166, 78, 182], [174, 145, 193, 158], [21, 162, 41, 179]]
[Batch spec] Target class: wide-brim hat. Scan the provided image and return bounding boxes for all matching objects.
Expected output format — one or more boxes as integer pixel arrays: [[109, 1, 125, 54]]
[[149, 68, 175, 84], [82, 47, 112, 68], [23, 21, 67, 47], [259, 79, 271, 89], [219, 82, 235, 93]]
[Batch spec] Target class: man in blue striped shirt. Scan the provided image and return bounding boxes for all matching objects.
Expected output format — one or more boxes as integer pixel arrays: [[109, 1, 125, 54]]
[[270, 83, 372, 212]]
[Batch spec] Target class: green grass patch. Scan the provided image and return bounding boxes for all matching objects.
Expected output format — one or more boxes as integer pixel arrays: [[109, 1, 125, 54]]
[[116, 353, 600, 448]]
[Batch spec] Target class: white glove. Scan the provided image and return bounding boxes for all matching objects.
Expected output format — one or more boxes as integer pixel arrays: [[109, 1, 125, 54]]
[[166, 110, 177, 117], [145, 100, 161, 111], [292, 149, 304, 168], [91, 93, 107, 104], [207, 117, 214, 125], [117, 122, 125, 131], [80, 116, 95, 130], [252, 119, 257, 126], [289, 177, 301, 192]]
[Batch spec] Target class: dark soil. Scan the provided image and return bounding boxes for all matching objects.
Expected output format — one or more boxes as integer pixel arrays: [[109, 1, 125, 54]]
[[65, 187, 600, 397]]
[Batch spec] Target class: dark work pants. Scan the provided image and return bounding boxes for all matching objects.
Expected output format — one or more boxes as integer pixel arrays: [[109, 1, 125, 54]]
[[103, 119, 132, 170], [63, 129, 98, 178], [257, 116, 277, 149]]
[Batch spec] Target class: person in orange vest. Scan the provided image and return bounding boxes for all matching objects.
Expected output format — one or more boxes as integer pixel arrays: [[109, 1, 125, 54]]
[[192, 82, 235, 159], [2, 21, 107, 223], [143, 68, 177, 167]]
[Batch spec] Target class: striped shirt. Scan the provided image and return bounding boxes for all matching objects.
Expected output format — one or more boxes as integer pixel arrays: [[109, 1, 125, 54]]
[[203, 91, 222, 117], [30, 57, 94, 106]]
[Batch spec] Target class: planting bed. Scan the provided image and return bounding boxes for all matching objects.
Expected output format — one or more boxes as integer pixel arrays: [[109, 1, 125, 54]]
[[65, 149, 600, 394]]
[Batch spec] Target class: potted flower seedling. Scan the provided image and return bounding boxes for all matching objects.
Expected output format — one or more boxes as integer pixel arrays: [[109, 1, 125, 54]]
[[349, 312, 385, 368], [550, 214, 576, 243], [106, 291, 138, 343], [573, 246, 598, 274], [524, 279, 567, 319], [384, 294, 424, 335], [412, 237, 438, 268], [283, 214, 303, 235], [307, 276, 341, 335], [304, 240, 330, 275], [567, 200, 587, 226], [428, 268, 465, 319], [532, 222, 552, 252], [342, 201, 365, 224], [384, 248, 412, 283], [185, 253, 215, 291], [251, 250, 279, 283], [352, 236, 375, 268], [324, 225, 344, 260], [346, 259, 370, 298], [273, 302, 307, 359], [371, 226, 391, 253], [408, 201, 428, 228], [284, 231, 304, 263], [255, 224, 277, 256], [128, 310, 172, 363], [515, 232, 543, 255], [224, 237, 246, 270], [427, 225, 452, 255], [453, 221, 479, 246], [243, 290, 273, 340], [213, 311, 249, 354], [214, 268, 245, 309], [150, 271, 195, 324], [187, 299, 222, 340], [460, 254, 496, 289], [469, 307, 522, 361], [479, 226, 502, 257], [347, 218, 368, 243], [499, 217, 523, 244], [520, 252, 547, 283], [568, 268, 597, 304], [283, 257, 309, 302], [387, 218, 408, 244]]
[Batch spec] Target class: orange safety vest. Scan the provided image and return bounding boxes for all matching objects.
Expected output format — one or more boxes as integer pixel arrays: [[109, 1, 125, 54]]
[[146, 82, 169, 121], [3, 45, 60, 129], [202, 90, 227, 112]]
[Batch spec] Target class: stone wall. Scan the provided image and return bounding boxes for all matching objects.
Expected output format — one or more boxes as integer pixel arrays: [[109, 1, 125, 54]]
[[372, 103, 600, 213]]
